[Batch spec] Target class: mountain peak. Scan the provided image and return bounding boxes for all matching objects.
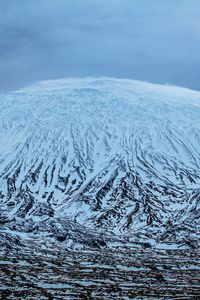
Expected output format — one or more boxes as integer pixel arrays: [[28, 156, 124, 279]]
[[0, 77, 200, 249]]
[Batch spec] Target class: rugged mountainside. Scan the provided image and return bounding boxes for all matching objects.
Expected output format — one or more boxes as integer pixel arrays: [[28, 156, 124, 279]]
[[0, 78, 200, 249]]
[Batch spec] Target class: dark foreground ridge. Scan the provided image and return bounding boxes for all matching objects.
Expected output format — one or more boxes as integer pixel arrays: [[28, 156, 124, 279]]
[[0, 235, 200, 299]]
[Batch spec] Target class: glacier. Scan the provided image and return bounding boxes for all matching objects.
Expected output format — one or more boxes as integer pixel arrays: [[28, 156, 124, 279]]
[[0, 78, 200, 299]]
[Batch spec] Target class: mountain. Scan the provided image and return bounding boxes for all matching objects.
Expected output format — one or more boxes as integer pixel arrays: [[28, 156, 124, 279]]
[[0, 77, 200, 250]]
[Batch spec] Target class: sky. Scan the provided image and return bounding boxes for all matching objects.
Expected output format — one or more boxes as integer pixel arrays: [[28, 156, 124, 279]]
[[0, 0, 200, 91]]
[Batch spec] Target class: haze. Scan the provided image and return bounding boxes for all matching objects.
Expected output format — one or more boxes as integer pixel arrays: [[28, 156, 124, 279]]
[[0, 0, 200, 91]]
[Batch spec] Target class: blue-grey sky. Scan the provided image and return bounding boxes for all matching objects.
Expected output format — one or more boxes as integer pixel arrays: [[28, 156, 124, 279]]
[[0, 0, 200, 91]]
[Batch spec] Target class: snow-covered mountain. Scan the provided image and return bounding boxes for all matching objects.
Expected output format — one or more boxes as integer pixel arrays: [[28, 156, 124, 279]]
[[0, 78, 200, 249]]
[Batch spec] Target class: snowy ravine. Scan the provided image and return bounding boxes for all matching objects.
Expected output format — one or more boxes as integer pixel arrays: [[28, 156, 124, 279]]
[[0, 77, 200, 249]]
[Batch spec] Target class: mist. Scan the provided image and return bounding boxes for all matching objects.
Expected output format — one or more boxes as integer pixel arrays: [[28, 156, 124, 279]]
[[1, 0, 200, 91]]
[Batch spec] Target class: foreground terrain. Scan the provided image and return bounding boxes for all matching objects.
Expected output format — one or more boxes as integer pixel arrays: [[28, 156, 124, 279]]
[[0, 235, 200, 299]]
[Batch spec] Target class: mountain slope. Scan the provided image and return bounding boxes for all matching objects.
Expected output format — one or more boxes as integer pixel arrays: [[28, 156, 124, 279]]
[[0, 78, 200, 249]]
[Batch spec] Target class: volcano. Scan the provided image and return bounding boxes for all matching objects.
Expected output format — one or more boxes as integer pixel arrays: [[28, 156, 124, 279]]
[[0, 78, 200, 298]]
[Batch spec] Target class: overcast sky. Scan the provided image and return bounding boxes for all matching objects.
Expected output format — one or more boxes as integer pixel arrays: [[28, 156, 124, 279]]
[[0, 0, 200, 91]]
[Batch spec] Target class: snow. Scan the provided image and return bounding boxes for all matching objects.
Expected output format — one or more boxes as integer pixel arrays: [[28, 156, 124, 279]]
[[0, 77, 200, 248]]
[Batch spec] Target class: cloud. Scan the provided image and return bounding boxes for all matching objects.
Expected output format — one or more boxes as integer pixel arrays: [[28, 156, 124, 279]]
[[0, 0, 200, 91]]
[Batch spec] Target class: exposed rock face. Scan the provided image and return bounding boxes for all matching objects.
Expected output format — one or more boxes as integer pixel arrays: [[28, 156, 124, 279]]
[[0, 78, 200, 249]]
